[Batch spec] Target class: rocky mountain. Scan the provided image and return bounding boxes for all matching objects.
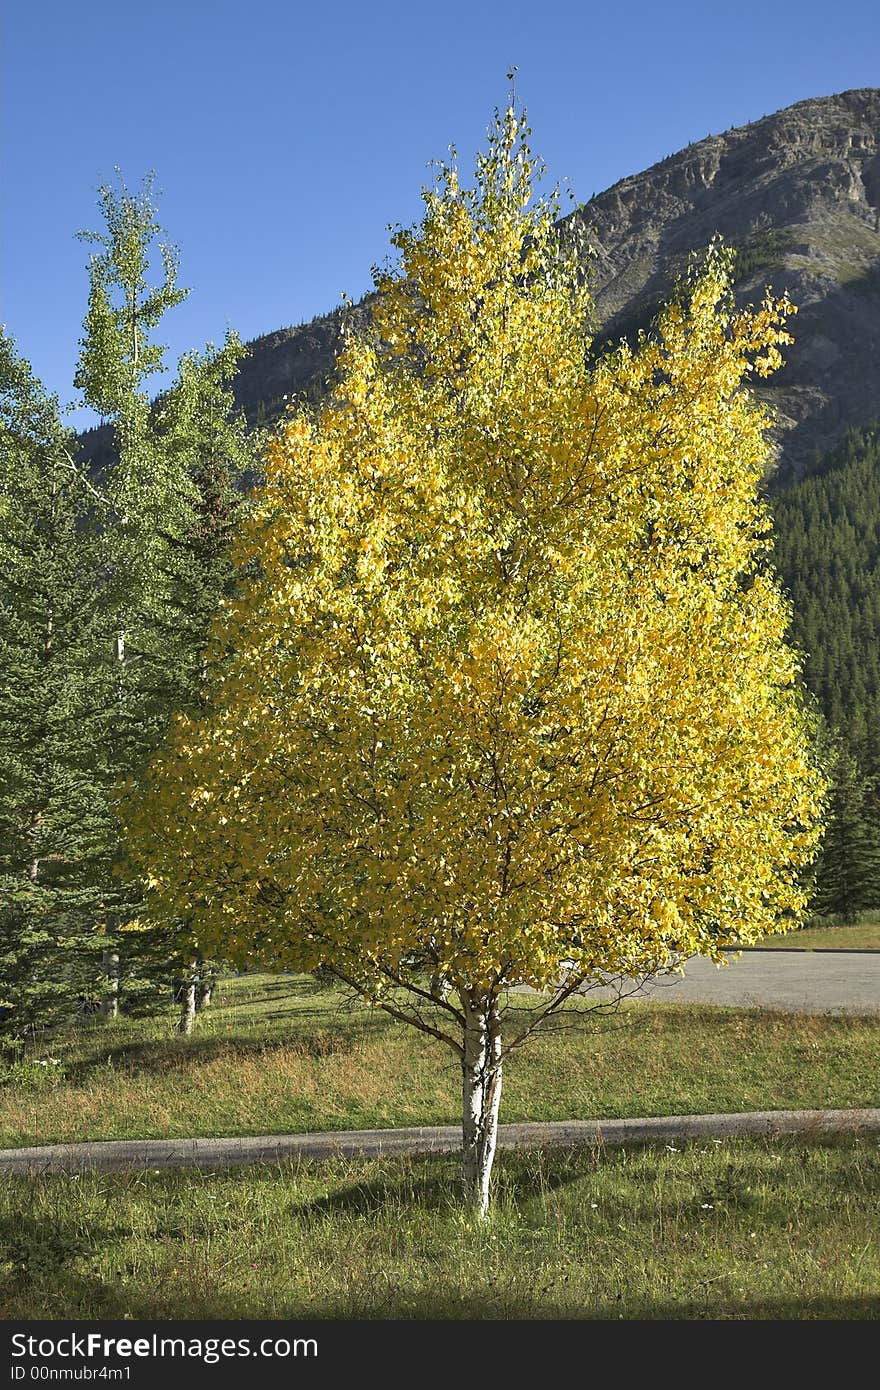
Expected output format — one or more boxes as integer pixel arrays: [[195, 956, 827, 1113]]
[[567, 87, 880, 482], [219, 88, 880, 485], [77, 89, 880, 483]]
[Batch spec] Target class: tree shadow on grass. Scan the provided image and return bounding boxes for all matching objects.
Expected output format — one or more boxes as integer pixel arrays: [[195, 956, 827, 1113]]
[[292, 1148, 593, 1219], [10, 1282, 876, 1320], [289, 1136, 880, 1270], [0, 1206, 125, 1319], [292, 1172, 457, 1218], [305, 1292, 880, 1320]]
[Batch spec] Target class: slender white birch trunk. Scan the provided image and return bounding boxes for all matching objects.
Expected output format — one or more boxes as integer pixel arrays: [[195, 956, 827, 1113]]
[[99, 950, 119, 1020], [460, 992, 503, 1218], [100, 623, 126, 1021], [178, 959, 197, 1035]]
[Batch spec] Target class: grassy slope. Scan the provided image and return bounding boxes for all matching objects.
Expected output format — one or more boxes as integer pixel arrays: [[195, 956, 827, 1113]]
[[751, 921, 880, 950], [2, 1139, 877, 1319], [1, 975, 877, 1148]]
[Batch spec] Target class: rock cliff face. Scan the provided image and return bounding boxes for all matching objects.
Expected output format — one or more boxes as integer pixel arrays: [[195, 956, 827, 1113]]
[[567, 88, 880, 481]]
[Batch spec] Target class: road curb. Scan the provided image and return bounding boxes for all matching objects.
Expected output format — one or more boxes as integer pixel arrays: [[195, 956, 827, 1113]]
[[730, 946, 880, 954], [2, 1108, 879, 1175]]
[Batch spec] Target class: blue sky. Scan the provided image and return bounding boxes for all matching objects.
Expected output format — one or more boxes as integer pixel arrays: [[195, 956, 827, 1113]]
[[3, 0, 879, 427]]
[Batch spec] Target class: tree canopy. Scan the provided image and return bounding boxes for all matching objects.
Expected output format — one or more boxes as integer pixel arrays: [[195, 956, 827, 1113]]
[[123, 105, 825, 1211]]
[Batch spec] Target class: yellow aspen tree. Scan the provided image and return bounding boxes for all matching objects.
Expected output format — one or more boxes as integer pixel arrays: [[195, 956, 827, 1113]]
[[122, 104, 824, 1217]]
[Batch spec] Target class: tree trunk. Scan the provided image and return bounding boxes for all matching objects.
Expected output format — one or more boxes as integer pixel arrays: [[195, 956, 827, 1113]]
[[460, 992, 503, 1218], [430, 972, 449, 1002], [101, 621, 125, 1023], [99, 950, 119, 1020], [196, 976, 212, 1011], [178, 960, 197, 1035]]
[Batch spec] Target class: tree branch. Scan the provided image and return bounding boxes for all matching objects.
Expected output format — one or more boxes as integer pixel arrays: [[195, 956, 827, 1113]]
[[328, 963, 464, 1056], [500, 968, 651, 1058]]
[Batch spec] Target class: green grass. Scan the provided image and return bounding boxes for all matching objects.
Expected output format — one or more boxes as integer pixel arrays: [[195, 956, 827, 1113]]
[[1, 976, 877, 1148], [753, 920, 880, 950], [2, 975, 877, 1320], [1, 1138, 877, 1319]]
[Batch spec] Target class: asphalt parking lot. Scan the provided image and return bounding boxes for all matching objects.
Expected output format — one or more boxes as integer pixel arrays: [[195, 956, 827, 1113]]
[[615, 949, 880, 1014]]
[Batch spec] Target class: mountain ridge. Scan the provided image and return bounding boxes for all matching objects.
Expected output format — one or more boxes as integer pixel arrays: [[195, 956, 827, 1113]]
[[570, 87, 880, 480], [79, 89, 880, 483]]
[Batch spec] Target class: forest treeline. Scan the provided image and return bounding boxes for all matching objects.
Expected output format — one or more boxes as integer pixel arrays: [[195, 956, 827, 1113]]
[[773, 422, 880, 920]]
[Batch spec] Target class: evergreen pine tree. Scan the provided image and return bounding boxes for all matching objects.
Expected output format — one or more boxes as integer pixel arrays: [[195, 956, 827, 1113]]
[[0, 332, 113, 1048], [811, 740, 880, 921]]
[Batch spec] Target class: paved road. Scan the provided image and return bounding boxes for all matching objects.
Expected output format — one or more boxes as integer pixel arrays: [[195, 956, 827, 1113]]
[[2, 1109, 879, 1174], [613, 949, 880, 1014]]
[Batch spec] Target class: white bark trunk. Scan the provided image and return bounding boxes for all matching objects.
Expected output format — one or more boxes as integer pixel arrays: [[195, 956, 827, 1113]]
[[178, 961, 197, 1035], [99, 950, 119, 1020], [461, 993, 503, 1218], [100, 619, 126, 1024]]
